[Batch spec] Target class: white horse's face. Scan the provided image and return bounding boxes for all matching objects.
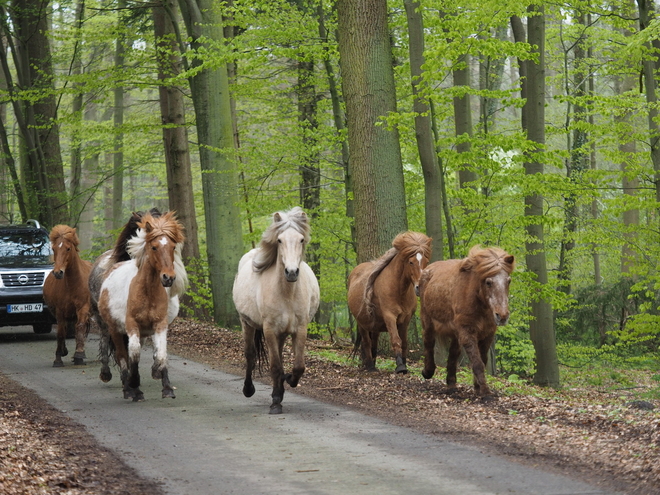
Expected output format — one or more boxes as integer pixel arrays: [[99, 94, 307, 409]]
[[278, 228, 305, 282]]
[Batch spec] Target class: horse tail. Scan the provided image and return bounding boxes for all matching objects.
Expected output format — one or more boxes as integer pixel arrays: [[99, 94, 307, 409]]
[[254, 328, 269, 375], [363, 247, 398, 316]]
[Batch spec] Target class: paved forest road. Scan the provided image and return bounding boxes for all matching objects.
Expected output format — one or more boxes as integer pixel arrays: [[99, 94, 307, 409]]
[[0, 328, 620, 495]]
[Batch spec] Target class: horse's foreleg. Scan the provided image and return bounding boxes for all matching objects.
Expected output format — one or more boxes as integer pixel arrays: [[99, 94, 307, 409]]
[[151, 327, 175, 399], [241, 321, 257, 398], [285, 327, 307, 388], [383, 314, 407, 374], [73, 304, 90, 365], [53, 317, 68, 367], [421, 317, 437, 380], [395, 317, 411, 374], [265, 329, 286, 414], [125, 330, 144, 402], [461, 336, 490, 396]]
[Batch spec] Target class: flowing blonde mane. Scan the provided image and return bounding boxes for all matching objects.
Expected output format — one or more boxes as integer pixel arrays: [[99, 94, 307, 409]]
[[460, 245, 515, 279], [50, 225, 80, 250], [364, 231, 432, 315], [252, 207, 311, 273], [126, 211, 188, 297]]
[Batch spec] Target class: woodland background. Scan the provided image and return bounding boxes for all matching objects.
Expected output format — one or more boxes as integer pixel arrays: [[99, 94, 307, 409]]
[[1, 0, 659, 389]]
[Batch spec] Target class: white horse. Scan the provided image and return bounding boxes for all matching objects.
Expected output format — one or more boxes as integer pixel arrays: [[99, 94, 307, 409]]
[[233, 207, 320, 414]]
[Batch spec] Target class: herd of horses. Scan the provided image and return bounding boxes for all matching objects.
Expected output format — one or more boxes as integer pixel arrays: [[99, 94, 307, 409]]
[[40, 206, 514, 414]]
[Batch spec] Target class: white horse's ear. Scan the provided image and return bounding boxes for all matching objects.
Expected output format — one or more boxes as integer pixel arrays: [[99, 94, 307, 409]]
[[274, 212, 282, 222]]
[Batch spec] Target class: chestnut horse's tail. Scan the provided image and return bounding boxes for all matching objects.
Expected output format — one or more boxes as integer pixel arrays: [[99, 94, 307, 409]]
[[363, 247, 398, 316], [253, 328, 269, 376]]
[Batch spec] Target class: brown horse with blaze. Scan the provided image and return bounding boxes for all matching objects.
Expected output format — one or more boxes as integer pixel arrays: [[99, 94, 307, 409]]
[[43, 225, 93, 367], [347, 231, 432, 374], [420, 245, 515, 396]]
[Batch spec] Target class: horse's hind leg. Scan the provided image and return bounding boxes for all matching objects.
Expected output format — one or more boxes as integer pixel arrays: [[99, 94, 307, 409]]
[[445, 338, 461, 393], [151, 327, 175, 399], [98, 321, 113, 382], [53, 317, 68, 367], [421, 319, 437, 380], [358, 325, 376, 371]]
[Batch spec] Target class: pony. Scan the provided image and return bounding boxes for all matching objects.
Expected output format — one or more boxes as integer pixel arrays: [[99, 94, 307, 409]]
[[89, 209, 160, 383], [232, 207, 320, 414], [419, 245, 515, 396], [43, 225, 93, 367], [97, 211, 187, 401], [347, 232, 432, 374]]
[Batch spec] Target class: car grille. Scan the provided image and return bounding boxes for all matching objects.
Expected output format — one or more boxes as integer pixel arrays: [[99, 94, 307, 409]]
[[1, 272, 45, 287]]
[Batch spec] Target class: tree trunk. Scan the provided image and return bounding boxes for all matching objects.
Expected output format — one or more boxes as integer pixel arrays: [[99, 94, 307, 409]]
[[517, 6, 560, 388], [179, 0, 244, 327], [69, 0, 84, 228], [111, 0, 126, 230], [336, 0, 408, 263], [453, 55, 478, 188], [404, 0, 443, 262]]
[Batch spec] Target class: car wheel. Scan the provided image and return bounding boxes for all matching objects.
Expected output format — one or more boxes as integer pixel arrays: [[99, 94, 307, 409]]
[[33, 323, 53, 334]]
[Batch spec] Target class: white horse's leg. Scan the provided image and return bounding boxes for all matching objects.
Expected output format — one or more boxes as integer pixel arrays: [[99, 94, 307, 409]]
[[265, 326, 286, 414], [152, 326, 175, 398], [286, 325, 307, 388], [241, 320, 257, 398]]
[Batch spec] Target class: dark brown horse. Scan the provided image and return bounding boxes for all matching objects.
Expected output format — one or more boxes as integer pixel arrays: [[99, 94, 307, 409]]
[[43, 225, 92, 367], [347, 232, 432, 374], [420, 246, 515, 396]]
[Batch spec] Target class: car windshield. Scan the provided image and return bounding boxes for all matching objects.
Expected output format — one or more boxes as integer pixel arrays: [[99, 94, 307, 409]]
[[0, 230, 52, 267]]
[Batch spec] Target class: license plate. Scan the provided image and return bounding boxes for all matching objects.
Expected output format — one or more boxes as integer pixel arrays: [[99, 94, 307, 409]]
[[7, 303, 43, 313]]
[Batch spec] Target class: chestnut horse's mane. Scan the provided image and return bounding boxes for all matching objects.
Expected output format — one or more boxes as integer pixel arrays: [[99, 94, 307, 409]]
[[460, 245, 515, 278], [49, 225, 80, 251], [110, 208, 162, 264], [126, 211, 188, 298], [252, 206, 310, 273], [363, 231, 432, 315]]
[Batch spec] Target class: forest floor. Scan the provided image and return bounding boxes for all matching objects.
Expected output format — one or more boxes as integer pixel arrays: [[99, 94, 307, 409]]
[[1, 317, 659, 494]]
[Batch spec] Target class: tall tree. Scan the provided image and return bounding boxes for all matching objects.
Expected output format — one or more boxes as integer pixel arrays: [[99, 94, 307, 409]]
[[513, 9, 560, 388], [112, 0, 126, 230], [178, 0, 244, 327], [336, 0, 408, 263], [404, 0, 443, 261]]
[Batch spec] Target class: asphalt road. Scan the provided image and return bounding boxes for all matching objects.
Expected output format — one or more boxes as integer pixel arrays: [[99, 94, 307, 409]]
[[0, 327, 621, 495]]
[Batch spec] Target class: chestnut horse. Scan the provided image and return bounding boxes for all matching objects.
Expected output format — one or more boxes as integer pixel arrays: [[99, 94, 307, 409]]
[[43, 225, 92, 367], [89, 209, 160, 383], [233, 207, 320, 414], [98, 211, 187, 401], [347, 232, 432, 374], [420, 246, 514, 396]]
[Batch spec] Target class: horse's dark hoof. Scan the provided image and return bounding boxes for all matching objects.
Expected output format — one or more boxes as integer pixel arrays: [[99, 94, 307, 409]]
[[99, 370, 112, 383], [162, 388, 176, 399], [395, 364, 408, 374], [284, 373, 299, 387], [74, 351, 86, 359], [132, 392, 145, 402], [422, 368, 435, 380], [269, 404, 283, 414], [243, 382, 255, 398], [73, 357, 86, 365], [53, 360, 64, 368]]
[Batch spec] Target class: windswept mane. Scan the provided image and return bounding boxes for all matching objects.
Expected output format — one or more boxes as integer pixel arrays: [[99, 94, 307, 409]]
[[111, 208, 161, 263], [50, 225, 80, 250], [460, 245, 515, 279], [363, 231, 432, 315], [252, 207, 310, 273], [126, 211, 188, 297]]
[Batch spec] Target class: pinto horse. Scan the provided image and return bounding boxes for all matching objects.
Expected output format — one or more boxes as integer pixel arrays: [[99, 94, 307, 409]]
[[98, 211, 187, 401], [233, 207, 320, 414], [43, 225, 92, 367], [420, 245, 514, 396], [347, 232, 432, 374], [89, 209, 160, 383]]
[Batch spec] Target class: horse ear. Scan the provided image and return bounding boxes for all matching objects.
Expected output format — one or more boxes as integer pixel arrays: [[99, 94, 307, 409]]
[[460, 257, 473, 272], [273, 212, 282, 223], [504, 255, 515, 266], [143, 220, 153, 234]]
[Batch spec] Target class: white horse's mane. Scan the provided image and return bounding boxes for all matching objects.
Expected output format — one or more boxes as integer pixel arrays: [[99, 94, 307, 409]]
[[127, 228, 188, 298], [252, 207, 310, 273]]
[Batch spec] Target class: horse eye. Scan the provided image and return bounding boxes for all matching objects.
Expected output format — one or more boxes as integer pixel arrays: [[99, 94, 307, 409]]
[[152, 246, 157, 251], [485, 279, 493, 287], [278, 239, 282, 244], [300, 239, 304, 244]]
